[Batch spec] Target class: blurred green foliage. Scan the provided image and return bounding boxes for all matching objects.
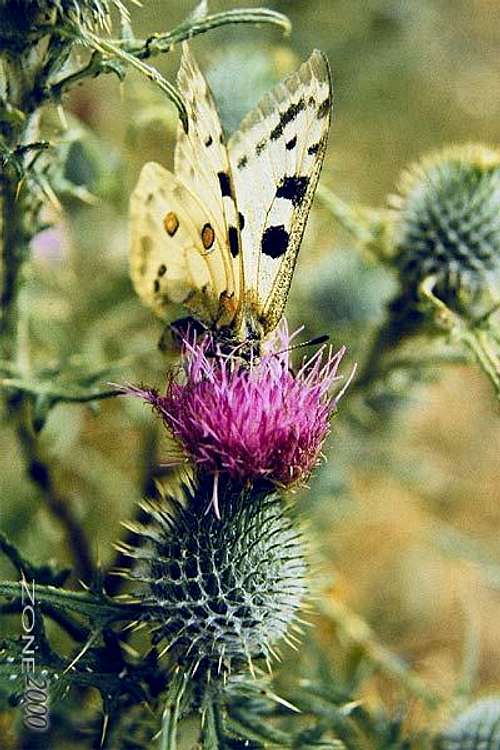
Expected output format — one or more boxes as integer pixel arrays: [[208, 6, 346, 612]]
[[0, 1, 499, 747]]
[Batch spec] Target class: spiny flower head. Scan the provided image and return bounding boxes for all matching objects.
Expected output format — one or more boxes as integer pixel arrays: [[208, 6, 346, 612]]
[[124, 480, 307, 678], [125, 324, 349, 490], [435, 697, 500, 750], [389, 144, 500, 312]]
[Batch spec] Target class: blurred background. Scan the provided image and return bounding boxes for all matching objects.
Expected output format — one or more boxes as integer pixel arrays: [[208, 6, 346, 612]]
[[1, 0, 499, 739]]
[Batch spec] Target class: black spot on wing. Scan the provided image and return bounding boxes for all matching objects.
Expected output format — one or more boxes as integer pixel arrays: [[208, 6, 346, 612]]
[[201, 223, 215, 250], [217, 171, 233, 198], [276, 175, 309, 207], [317, 97, 331, 119], [158, 264, 167, 277], [256, 139, 266, 156], [286, 135, 297, 151], [270, 98, 305, 141], [153, 279, 160, 293], [307, 142, 320, 156], [204, 135, 213, 147], [261, 225, 289, 259], [228, 226, 239, 258], [237, 155, 248, 170], [238, 212, 245, 230]]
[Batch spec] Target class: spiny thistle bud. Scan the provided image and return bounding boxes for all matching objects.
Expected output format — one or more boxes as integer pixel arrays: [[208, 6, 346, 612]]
[[435, 697, 500, 750], [122, 478, 307, 678], [389, 144, 500, 320], [0, 0, 129, 51], [122, 324, 349, 504]]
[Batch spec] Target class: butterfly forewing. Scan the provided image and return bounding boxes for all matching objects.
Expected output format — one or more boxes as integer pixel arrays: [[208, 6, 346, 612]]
[[129, 161, 234, 324], [229, 50, 332, 334], [175, 43, 242, 297]]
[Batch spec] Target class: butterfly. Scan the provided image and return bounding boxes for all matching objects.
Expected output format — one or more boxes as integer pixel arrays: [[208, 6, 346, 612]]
[[129, 42, 333, 347]]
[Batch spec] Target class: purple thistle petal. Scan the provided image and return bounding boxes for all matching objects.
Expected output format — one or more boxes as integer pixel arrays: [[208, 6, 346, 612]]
[[122, 322, 353, 490]]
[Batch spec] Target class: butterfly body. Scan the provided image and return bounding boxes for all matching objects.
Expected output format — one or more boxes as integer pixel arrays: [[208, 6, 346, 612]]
[[130, 44, 333, 348]]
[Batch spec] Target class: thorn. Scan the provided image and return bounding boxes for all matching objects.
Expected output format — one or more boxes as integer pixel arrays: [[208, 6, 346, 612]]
[[205, 472, 221, 520], [265, 689, 301, 714], [246, 653, 256, 679], [100, 713, 109, 748], [283, 636, 299, 652], [63, 631, 99, 675], [158, 641, 172, 659]]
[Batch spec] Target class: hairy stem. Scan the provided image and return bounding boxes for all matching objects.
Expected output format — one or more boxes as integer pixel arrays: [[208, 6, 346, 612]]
[[0, 580, 141, 623], [13, 397, 95, 582]]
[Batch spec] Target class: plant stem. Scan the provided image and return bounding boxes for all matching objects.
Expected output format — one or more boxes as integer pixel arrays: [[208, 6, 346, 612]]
[[0, 580, 140, 623], [315, 184, 392, 262], [419, 276, 500, 400], [1, 47, 99, 582], [160, 671, 189, 750], [318, 597, 443, 709], [123, 8, 291, 59], [11, 397, 95, 581]]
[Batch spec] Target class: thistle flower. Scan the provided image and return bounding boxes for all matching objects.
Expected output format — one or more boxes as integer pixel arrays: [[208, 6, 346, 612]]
[[123, 325, 349, 508], [389, 144, 500, 320], [435, 697, 500, 750], [123, 479, 307, 678]]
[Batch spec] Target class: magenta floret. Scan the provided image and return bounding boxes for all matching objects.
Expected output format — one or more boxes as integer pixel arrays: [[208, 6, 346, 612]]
[[124, 324, 350, 489]]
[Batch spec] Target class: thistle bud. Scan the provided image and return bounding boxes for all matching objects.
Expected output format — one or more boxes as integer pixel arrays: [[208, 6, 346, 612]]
[[0, 0, 128, 52], [124, 478, 307, 679], [435, 697, 500, 750], [389, 144, 500, 323]]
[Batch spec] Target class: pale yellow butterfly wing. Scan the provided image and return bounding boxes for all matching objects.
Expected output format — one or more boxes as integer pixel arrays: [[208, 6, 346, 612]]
[[229, 50, 333, 334], [129, 161, 236, 325], [175, 43, 242, 297]]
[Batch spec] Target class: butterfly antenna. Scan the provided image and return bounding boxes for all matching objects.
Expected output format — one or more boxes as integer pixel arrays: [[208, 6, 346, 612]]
[[274, 333, 330, 357]]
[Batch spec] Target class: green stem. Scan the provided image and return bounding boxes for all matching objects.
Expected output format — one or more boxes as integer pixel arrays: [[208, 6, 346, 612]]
[[47, 8, 291, 104], [13, 398, 95, 581], [316, 184, 392, 263], [0, 376, 119, 403], [228, 708, 294, 747], [0, 46, 45, 357], [318, 598, 443, 709], [160, 671, 190, 750], [419, 276, 500, 400], [79, 31, 189, 131], [202, 697, 226, 749], [1, 45, 98, 579], [123, 8, 291, 59], [0, 580, 141, 623]]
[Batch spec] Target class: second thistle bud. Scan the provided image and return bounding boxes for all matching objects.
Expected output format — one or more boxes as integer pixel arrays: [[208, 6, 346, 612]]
[[389, 144, 500, 319], [435, 697, 500, 750]]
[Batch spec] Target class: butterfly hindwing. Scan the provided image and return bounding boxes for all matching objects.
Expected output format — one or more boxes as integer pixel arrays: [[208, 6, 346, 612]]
[[129, 161, 235, 324], [229, 50, 332, 334]]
